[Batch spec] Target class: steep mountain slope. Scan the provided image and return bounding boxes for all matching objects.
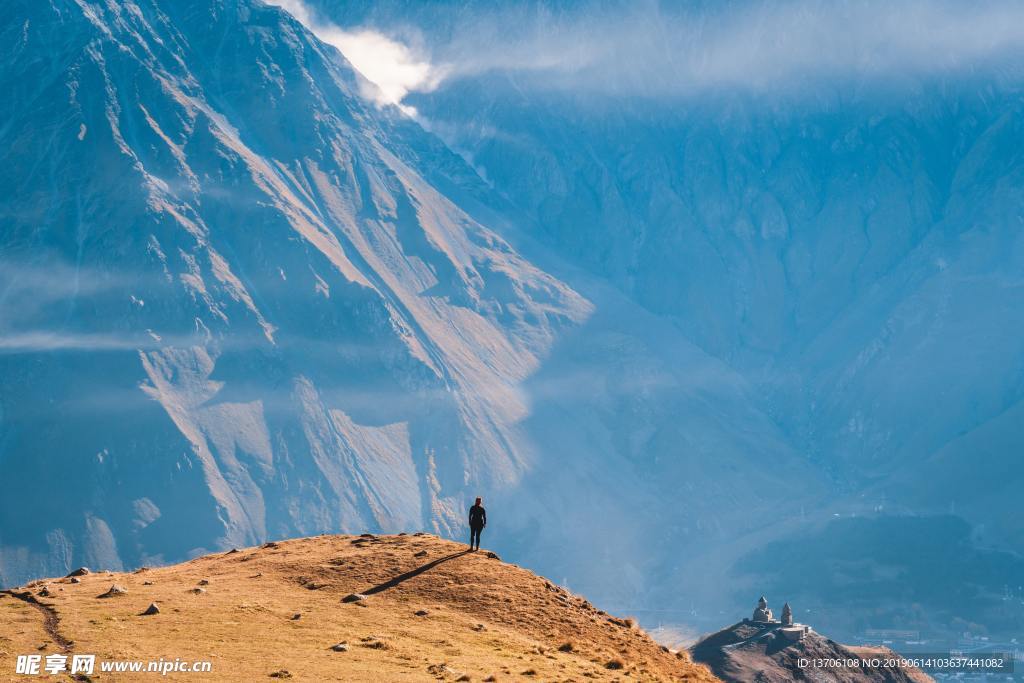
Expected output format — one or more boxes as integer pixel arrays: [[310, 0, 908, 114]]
[[0, 0, 592, 585], [0, 534, 718, 681]]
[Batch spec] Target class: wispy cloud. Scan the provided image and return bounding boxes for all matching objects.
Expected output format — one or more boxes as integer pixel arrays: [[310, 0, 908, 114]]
[[431, 0, 1024, 94], [0, 330, 212, 354], [264, 0, 442, 114], [276, 0, 1024, 104]]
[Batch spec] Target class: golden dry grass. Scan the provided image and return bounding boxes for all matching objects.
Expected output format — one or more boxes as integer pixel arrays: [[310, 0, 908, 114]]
[[0, 534, 718, 682]]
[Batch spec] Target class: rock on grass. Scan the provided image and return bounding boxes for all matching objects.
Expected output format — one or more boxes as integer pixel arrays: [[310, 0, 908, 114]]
[[98, 584, 127, 598]]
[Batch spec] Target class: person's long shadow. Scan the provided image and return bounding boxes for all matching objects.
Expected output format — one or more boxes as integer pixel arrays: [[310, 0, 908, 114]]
[[362, 550, 472, 596]]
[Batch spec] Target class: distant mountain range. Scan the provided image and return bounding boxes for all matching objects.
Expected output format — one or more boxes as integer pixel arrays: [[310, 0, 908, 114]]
[[2, 0, 1023, 646]]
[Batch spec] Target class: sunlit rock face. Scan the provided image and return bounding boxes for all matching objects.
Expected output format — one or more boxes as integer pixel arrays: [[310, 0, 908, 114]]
[[0, 0, 592, 585]]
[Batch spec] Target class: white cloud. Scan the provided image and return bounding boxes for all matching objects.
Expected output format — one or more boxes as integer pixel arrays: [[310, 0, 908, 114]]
[[265, 0, 1024, 106], [358, 0, 1024, 97], [264, 0, 441, 114], [0, 331, 169, 353]]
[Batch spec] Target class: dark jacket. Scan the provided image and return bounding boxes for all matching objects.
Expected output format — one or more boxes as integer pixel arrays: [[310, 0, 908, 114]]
[[469, 504, 486, 528]]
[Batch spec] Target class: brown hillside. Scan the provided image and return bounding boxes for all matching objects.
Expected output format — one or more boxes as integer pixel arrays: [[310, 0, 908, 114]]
[[0, 534, 717, 682]]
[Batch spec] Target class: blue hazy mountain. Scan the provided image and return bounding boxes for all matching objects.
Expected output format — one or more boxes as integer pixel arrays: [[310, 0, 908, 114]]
[[0, 0, 823, 634], [3, 0, 1023, 647], [301, 0, 1024, 642]]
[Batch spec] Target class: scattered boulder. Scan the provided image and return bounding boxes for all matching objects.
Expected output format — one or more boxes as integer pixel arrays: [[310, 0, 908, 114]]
[[262, 542, 279, 549], [608, 616, 637, 629], [330, 643, 348, 652], [141, 603, 160, 616], [38, 586, 52, 597], [605, 659, 624, 670], [428, 663, 465, 678], [227, 548, 240, 554], [66, 567, 91, 578], [485, 552, 500, 560], [558, 642, 574, 653], [341, 593, 367, 604], [268, 670, 291, 678], [69, 578, 81, 584], [98, 584, 128, 598], [472, 623, 486, 632], [189, 587, 207, 595], [414, 550, 428, 558], [142, 581, 154, 586], [290, 613, 301, 620], [198, 579, 210, 586], [414, 609, 429, 617], [359, 533, 376, 539]]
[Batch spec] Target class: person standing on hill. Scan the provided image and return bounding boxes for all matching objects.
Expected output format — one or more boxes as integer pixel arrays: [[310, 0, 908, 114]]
[[468, 497, 486, 551]]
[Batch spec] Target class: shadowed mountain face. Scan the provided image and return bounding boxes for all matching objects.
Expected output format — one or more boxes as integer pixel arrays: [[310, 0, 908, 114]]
[[0, 0, 820, 617], [422, 86, 1024, 637], [410, 76, 1024, 486], [295, 0, 1024, 641]]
